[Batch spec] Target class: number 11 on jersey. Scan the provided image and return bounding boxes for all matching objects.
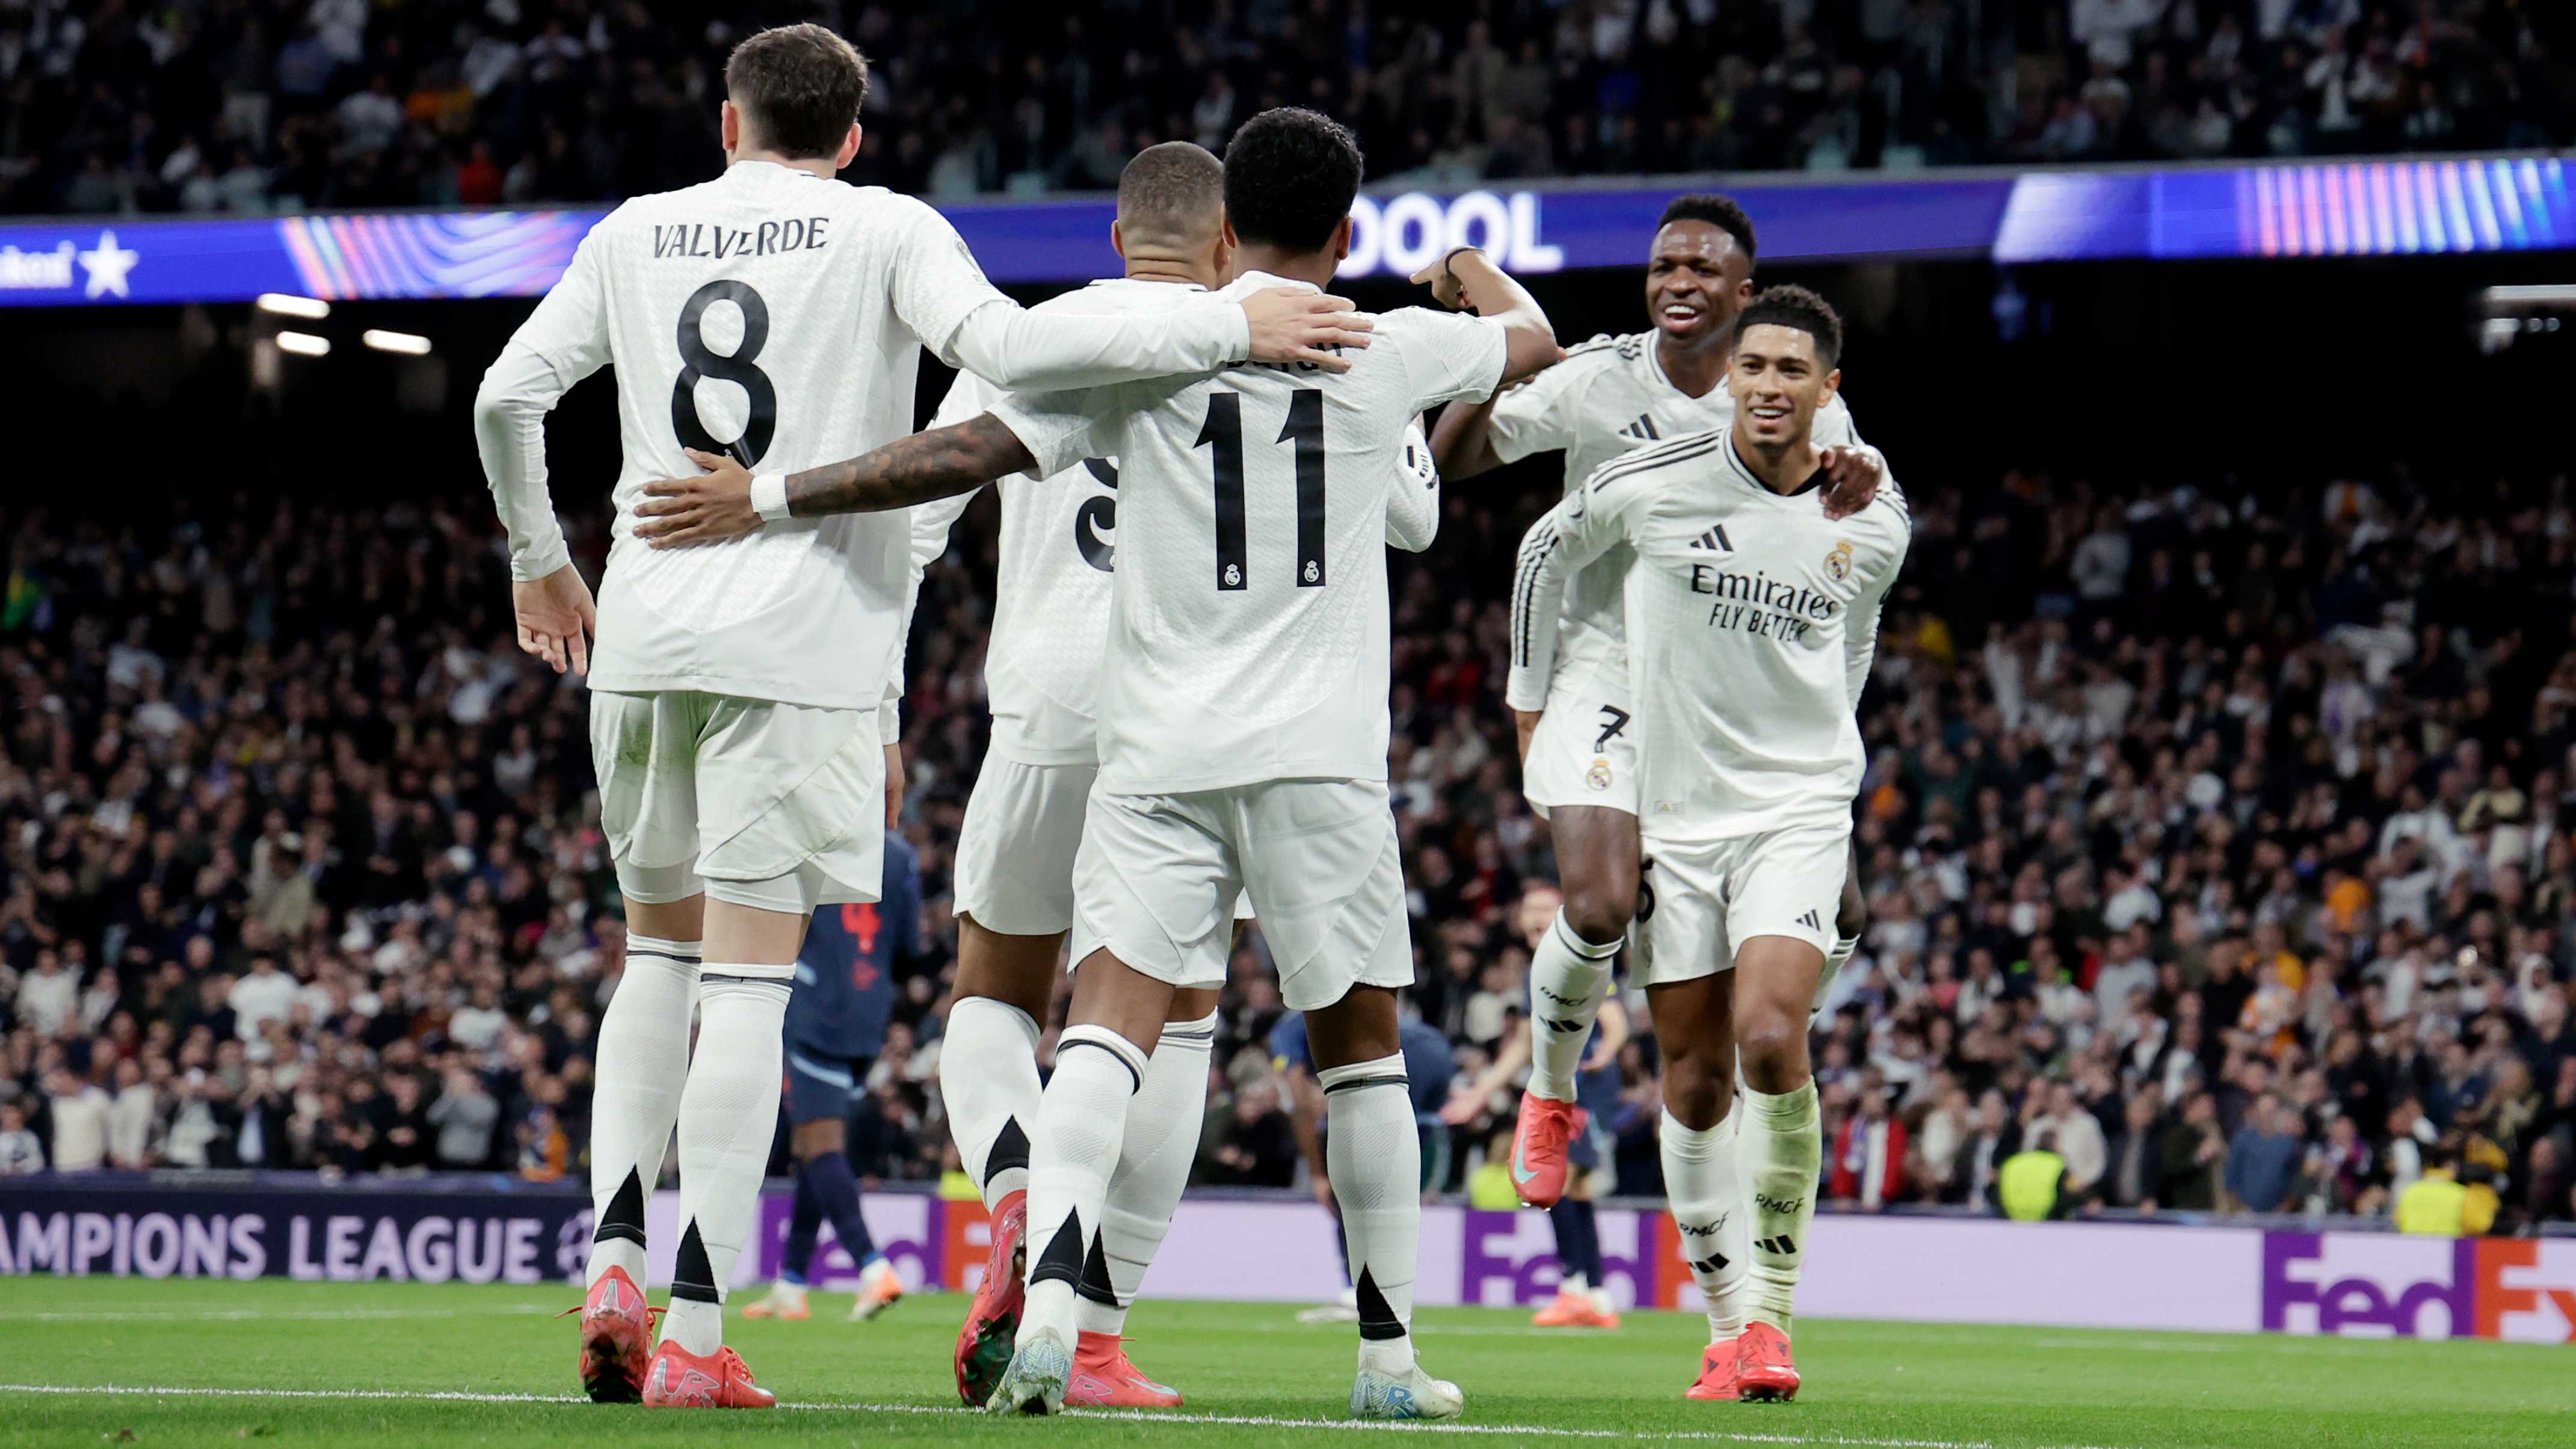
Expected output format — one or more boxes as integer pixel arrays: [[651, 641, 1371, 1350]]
[[1192, 389, 1327, 592]]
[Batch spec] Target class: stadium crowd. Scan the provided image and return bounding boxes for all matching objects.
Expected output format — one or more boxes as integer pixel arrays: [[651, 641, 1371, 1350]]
[[1, 1, 2570, 216], [2, 414, 2574, 1233]]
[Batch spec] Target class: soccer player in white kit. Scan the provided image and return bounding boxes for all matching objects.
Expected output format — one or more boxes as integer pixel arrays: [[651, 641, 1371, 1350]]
[[1434, 196, 1883, 1211], [472, 25, 1373, 1410], [888, 144, 1444, 1411], [632, 107, 1560, 1420], [1508, 287, 1909, 1404]]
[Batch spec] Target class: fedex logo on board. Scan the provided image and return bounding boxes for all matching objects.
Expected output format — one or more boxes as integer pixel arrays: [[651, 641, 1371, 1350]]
[[2261, 1232, 2576, 1341]]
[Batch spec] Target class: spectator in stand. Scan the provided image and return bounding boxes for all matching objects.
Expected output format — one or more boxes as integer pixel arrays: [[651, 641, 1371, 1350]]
[[2162, 1091, 2228, 1212], [0, 1101, 43, 1175], [430, 1067, 499, 1170], [1830, 1080, 1910, 1209], [2227, 1095, 2307, 1213], [106, 1057, 155, 1169], [2102, 1087, 2165, 1210], [2045, 1081, 2110, 1200], [43, 1067, 111, 1173], [1200, 1077, 1300, 1189]]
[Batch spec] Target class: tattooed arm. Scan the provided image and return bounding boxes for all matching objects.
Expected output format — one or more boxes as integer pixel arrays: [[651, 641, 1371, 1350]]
[[633, 415, 1036, 547]]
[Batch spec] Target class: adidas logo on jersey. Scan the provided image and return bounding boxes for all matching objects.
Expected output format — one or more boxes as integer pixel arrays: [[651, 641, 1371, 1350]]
[[1687, 525, 1734, 552], [1616, 414, 1662, 441]]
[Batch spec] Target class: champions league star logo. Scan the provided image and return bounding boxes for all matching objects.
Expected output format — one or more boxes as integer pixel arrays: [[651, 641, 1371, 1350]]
[[76, 230, 140, 298]]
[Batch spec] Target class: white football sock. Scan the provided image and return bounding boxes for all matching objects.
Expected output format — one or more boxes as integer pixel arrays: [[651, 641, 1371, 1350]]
[[663, 969, 790, 1357], [1662, 1104, 1749, 1342], [585, 934, 698, 1289], [941, 995, 1043, 1208], [1076, 1010, 1215, 1338], [1526, 911, 1618, 1102], [1321, 1053, 1422, 1374], [1744, 1081, 1821, 1335], [1018, 1024, 1145, 1350]]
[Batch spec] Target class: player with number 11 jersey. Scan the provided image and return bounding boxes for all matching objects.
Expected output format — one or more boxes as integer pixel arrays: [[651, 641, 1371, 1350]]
[[473, 23, 1368, 1410]]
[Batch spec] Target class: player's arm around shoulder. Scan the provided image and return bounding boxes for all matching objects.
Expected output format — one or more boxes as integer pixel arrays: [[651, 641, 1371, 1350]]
[[1411, 246, 1562, 390], [632, 415, 1043, 548], [1814, 391, 1891, 521]]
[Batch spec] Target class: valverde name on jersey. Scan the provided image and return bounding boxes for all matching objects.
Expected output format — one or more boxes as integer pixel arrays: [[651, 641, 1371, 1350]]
[[648, 217, 837, 261]]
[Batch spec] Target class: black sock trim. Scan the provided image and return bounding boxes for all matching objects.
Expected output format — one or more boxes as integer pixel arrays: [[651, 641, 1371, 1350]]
[[592, 1168, 647, 1247], [627, 948, 702, 965], [982, 1116, 1031, 1187], [699, 971, 790, 990], [1059, 1037, 1142, 1093], [1322, 1074, 1408, 1096], [671, 1220, 721, 1305], [1074, 1230, 1120, 1308], [1029, 1214, 1086, 1290], [1354, 1267, 1406, 1342], [1158, 1025, 1218, 1044]]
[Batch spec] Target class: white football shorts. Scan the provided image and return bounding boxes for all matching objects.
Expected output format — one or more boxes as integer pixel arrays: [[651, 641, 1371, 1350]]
[[1521, 663, 1639, 818], [1070, 778, 1410, 1012], [1632, 819, 1849, 986], [958, 756, 1253, 938], [590, 689, 884, 916]]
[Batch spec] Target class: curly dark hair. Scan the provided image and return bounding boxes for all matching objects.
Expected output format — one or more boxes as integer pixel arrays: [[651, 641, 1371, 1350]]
[[1736, 283, 1843, 366], [1222, 107, 1364, 253], [1657, 192, 1757, 264]]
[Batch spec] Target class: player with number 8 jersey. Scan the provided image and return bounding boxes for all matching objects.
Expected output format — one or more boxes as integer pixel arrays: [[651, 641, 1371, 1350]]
[[471, 25, 1372, 1410], [624, 107, 1562, 1418]]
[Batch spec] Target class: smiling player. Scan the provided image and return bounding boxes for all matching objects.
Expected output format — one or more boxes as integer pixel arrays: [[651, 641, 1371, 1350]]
[[1431, 196, 1881, 1216], [1508, 286, 1909, 1403]]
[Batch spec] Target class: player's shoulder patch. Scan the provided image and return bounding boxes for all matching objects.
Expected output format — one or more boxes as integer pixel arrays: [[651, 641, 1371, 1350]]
[[1580, 424, 1726, 498]]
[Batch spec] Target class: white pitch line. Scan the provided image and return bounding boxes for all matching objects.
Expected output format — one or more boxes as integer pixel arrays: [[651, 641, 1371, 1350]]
[[0, 1383, 2128, 1449]]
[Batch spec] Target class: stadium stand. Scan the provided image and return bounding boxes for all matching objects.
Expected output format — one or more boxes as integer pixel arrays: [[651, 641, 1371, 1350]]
[[4, 424, 2573, 1229], [0, 2, 2569, 216]]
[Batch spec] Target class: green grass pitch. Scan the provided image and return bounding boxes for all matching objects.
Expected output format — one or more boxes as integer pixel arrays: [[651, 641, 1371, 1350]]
[[0, 1276, 2568, 1447]]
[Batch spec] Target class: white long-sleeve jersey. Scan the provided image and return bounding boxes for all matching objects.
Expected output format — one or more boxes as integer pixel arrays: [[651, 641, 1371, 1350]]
[[896, 277, 1443, 766], [988, 272, 1504, 794], [1486, 330, 1870, 696], [471, 159, 1255, 712], [1508, 427, 1909, 842]]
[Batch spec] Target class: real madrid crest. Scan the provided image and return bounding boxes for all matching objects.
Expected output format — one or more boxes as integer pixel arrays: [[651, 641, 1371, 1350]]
[[1825, 538, 1854, 582], [1586, 758, 1613, 790]]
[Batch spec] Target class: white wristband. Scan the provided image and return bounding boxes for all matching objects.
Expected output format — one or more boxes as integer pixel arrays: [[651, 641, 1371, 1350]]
[[750, 472, 791, 524]]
